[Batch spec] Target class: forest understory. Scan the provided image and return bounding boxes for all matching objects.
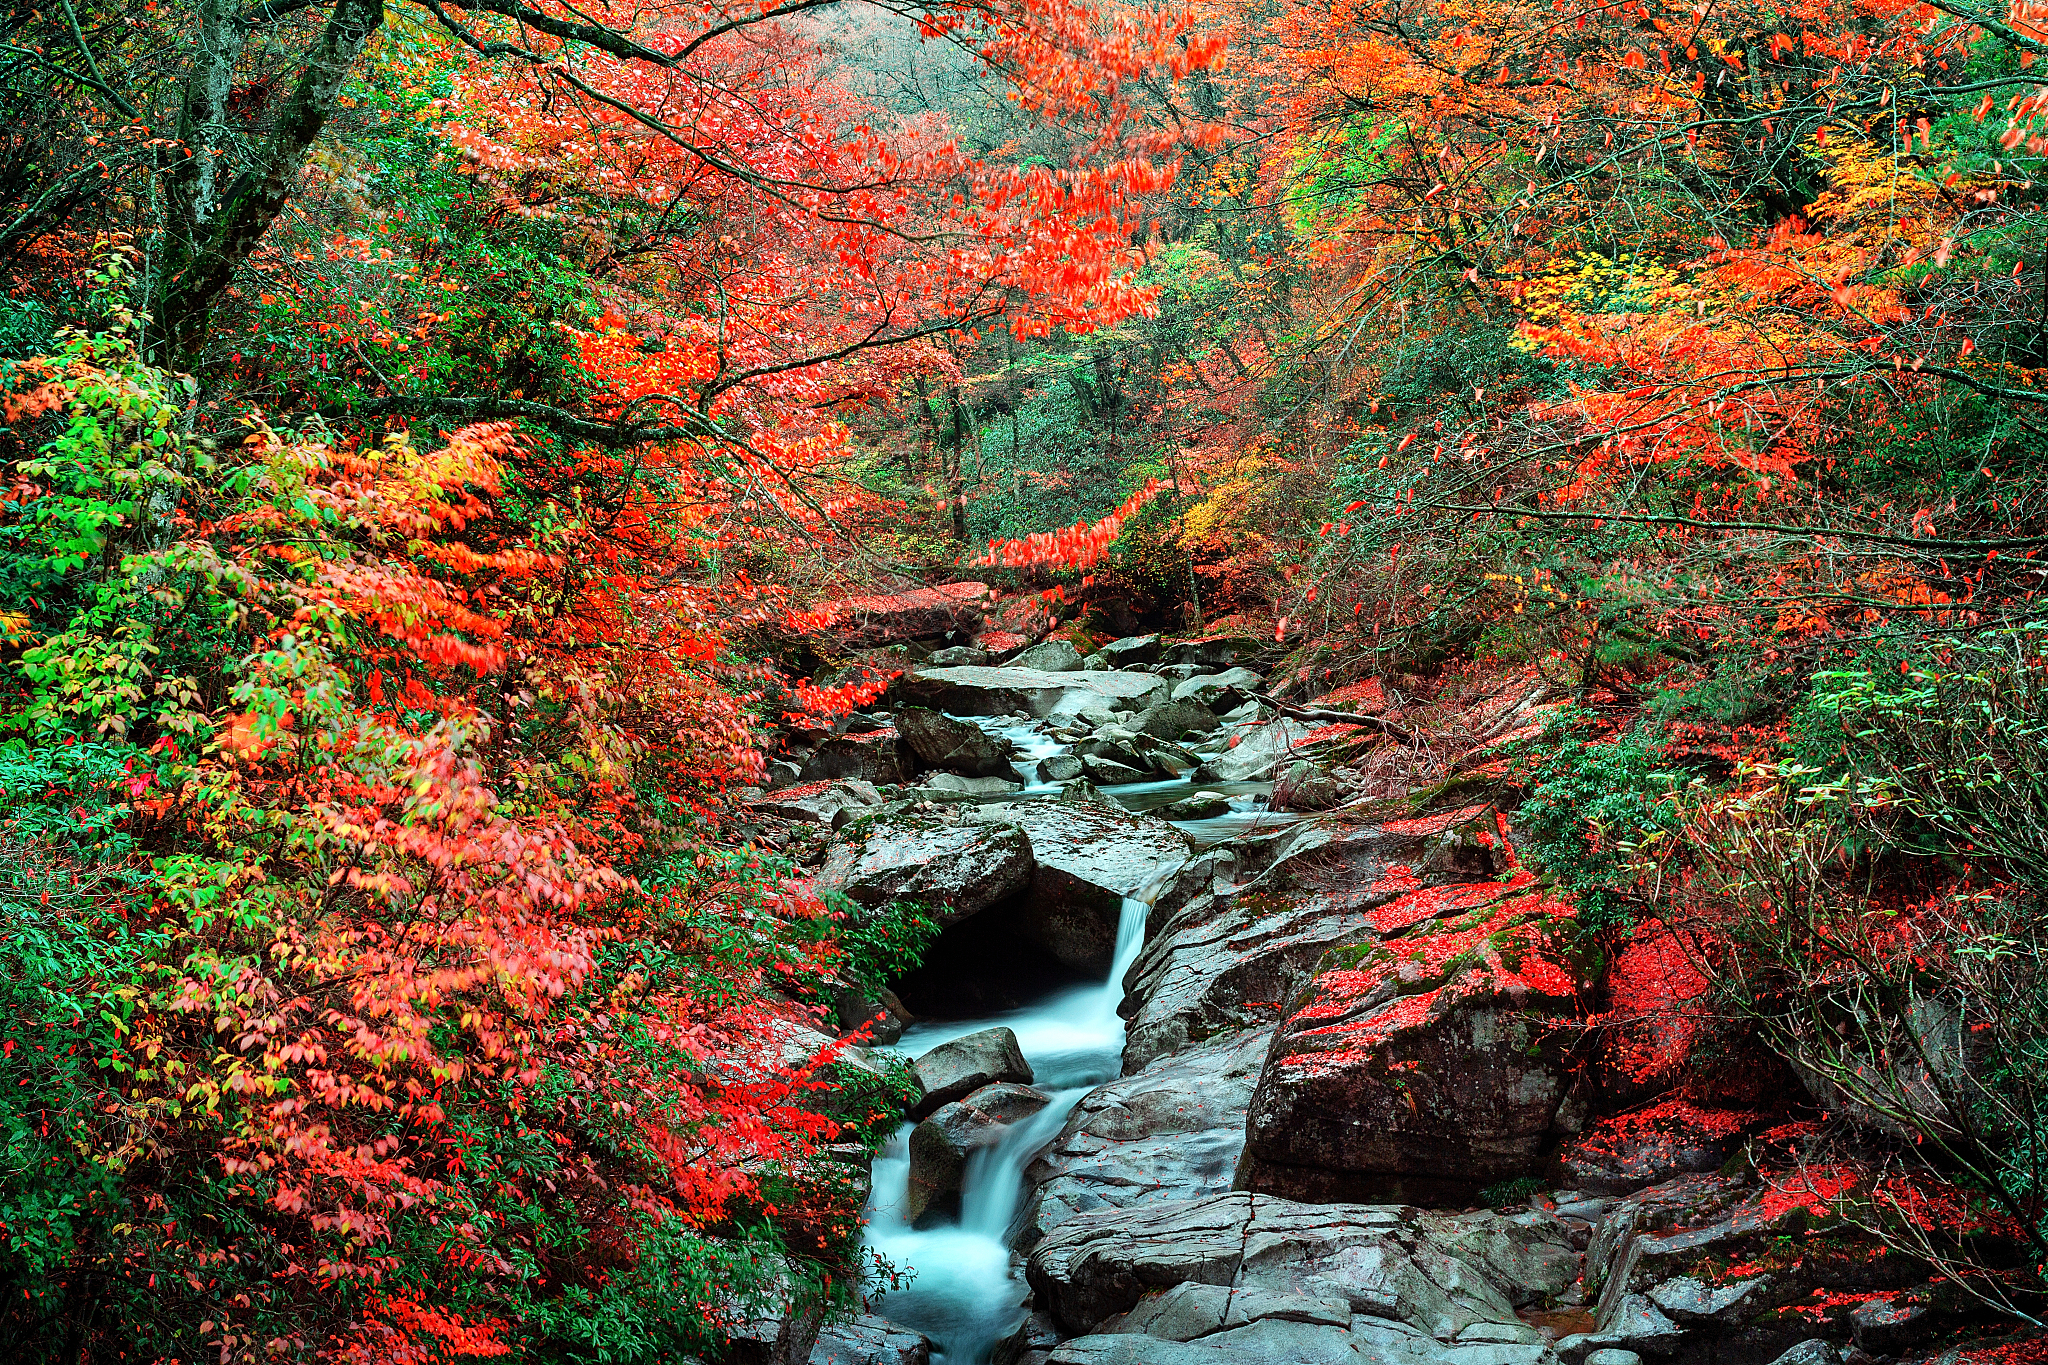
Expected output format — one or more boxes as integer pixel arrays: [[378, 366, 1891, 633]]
[[2, 0, 2048, 1360]]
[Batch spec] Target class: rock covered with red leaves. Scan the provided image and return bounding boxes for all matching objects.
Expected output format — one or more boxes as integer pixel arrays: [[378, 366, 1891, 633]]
[[1235, 825, 1587, 1205]]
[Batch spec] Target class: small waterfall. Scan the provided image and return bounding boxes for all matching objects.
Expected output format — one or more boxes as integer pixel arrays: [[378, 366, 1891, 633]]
[[863, 894, 1152, 1365]]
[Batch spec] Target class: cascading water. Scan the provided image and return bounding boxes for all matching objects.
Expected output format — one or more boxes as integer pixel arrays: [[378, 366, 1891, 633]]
[[856, 705, 1292, 1359], [862, 893, 1152, 1365]]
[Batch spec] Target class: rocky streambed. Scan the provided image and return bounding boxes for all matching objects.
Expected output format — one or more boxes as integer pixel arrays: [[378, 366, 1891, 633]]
[[738, 633, 1984, 1365]]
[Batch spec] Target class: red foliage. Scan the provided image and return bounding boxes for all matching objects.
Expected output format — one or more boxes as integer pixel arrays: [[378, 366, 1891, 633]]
[[976, 478, 1170, 571]]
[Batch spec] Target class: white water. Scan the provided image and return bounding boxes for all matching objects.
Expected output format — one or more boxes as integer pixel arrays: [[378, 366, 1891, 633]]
[[955, 712, 1070, 793], [863, 894, 1152, 1364]]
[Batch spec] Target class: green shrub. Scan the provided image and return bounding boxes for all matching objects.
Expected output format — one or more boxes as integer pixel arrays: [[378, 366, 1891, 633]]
[[1793, 624, 2048, 887], [833, 895, 943, 997], [1516, 715, 1680, 930]]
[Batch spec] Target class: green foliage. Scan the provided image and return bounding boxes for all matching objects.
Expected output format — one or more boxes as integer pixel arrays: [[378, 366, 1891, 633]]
[[1380, 321, 1563, 416], [831, 895, 943, 998], [226, 115, 605, 416], [503, 1211, 809, 1363], [0, 295, 55, 359], [1793, 624, 2048, 888], [1477, 1175, 1549, 1208], [1516, 715, 1680, 929], [0, 738, 159, 1323]]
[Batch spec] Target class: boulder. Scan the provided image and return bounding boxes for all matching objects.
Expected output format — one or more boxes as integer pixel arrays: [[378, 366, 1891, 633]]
[[1557, 1102, 1758, 1196], [820, 821, 1033, 921], [1133, 699, 1218, 741], [811, 582, 991, 646], [1014, 638, 1089, 672], [748, 779, 885, 828], [1099, 635, 1162, 667], [1166, 635, 1264, 669], [1170, 668, 1263, 710], [1192, 718, 1308, 783], [907, 1081, 1053, 1222], [1120, 818, 1501, 1071], [1273, 759, 1345, 812], [1593, 1296, 1684, 1358], [1083, 754, 1150, 785], [1039, 755, 1085, 783], [917, 773, 1023, 800], [971, 802, 1191, 972], [1580, 1170, 1931, 1349], [1645, 1275, 1773, 1326], [895, 666, 1169, 720], [910, 1027, 1033, 1118], [728, 1297, 826, 1365], [834, 987, 906, 1045], [995, 1310, 1063, 1365], [925, 645, 990, 668], [1073, 729, 1149, 771], [802, 729, 911, 785], [1022, 1027, 1271, 1246], [809, 1316, 931, 1365], [895, 707, 1020, 778], [1763, 1343, 1838, 1365], [1159, 792, 1231, 821], [1236, 883, 1584, 1205], [1849, 1297, 1936, 1355], [1055, 778, 1125, 812], [1024, 1192, 1577, 1338]]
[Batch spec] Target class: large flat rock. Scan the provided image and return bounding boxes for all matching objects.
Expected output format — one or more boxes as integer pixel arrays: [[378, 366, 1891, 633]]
[[1025, 1193, 1577, 1339], [1022, 1026, 1272, 1246], [894, 665, 1170, 719], [817, 820, 1032, 920], [809, 1314, 931, 1365]]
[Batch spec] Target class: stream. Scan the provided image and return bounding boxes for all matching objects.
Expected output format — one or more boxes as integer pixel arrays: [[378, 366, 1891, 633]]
[[861, 893, 1147, 1364], [855, 710, 1300, 1363]]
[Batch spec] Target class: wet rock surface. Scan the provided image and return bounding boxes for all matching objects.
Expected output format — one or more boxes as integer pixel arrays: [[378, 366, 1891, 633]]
[[810, 1315, 933, 1365], [1119, 815, 1505, 1072], [802, 728, 911, 785], [1014, 638, 1090, 672], [1022, 1026, 1272, 1246], [1236, 875, 1585, 1206], [911, 1027, 1034, 1118], [896, 706, 1022, 777], [968, 801, 1191, 973], [749, 778, 885, 828], [894, 664, 1170, 718], [1024, 1193, 1577, 1338], [820, 820, 1033, 920], [909, 1082, 1054, 1223]]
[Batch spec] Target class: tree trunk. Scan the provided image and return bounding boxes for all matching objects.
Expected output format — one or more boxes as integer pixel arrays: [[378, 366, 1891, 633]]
[[944, 384, 969, 543], [146, 0, 386, 362]]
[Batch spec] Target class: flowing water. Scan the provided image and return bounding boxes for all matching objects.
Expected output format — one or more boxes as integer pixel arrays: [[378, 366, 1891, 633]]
[[862, 893, 1150, 1364], [856, 707, 1304, 1361]]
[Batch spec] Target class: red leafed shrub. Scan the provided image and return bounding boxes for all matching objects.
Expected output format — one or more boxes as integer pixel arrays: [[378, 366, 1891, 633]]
[[976, 479, 1170, 572]]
